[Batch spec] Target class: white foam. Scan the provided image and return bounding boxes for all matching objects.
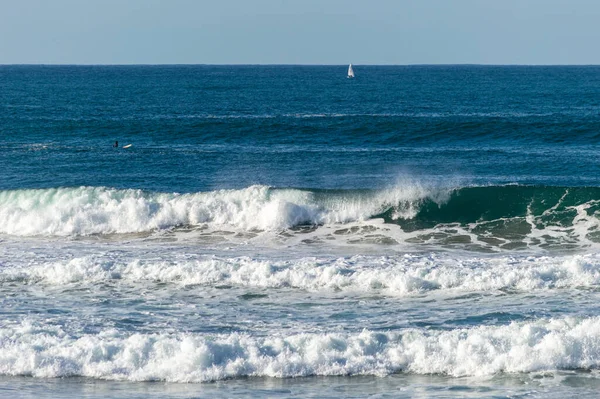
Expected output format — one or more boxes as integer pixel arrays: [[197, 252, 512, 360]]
[[2, 317, 600, 381], [4, 253, 600, 295], [0, 185, 438, 237]]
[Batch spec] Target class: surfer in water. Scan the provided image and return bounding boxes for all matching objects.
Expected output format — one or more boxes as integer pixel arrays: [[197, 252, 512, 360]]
[[113, 141, 119, 148]]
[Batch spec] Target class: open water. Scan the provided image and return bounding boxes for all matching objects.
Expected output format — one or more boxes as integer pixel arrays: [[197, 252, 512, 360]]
[[2, 65, 600, 398]]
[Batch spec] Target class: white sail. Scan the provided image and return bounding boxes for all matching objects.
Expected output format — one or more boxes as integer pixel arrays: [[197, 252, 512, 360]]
[[347, 64, 355, 78]]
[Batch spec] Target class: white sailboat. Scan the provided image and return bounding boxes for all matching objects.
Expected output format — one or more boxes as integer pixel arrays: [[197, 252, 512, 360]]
[[347, 64, 355, 78]]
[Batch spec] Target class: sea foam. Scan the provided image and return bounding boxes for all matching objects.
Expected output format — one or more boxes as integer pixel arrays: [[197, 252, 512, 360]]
[[2, 317, 600, 381], [0, 185, 437, 236], [3, 253, 600, 295]]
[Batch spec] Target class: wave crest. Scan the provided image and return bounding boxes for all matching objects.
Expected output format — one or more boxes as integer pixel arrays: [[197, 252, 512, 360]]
[[0, 184, 439, 236]]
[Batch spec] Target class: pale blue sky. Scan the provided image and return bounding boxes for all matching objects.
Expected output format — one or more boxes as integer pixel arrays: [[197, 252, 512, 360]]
[[1, 0, 599, 64]]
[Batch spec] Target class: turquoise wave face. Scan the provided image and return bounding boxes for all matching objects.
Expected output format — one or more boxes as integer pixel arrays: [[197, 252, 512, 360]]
[[386, 185, 600, 227]]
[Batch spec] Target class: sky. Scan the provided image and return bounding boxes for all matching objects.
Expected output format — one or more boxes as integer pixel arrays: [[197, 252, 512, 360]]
[[1, 0, 600, 65]]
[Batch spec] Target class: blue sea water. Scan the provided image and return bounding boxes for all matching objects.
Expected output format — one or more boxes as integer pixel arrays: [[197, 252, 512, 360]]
[[2, 65, 600, 398]]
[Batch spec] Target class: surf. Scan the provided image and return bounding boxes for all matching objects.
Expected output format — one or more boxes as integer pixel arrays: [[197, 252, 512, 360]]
[[3, 252, 600, 296], [1, 184, 599, 251], [3, 316, 600, 381], [0, 184, 441, 236]]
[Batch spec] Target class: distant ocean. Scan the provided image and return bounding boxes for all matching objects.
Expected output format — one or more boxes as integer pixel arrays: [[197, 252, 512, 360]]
[[2, 65, 600, 398]]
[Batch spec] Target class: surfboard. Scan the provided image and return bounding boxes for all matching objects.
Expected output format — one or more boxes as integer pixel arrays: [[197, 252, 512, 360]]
[[122, 144, 132, 149]]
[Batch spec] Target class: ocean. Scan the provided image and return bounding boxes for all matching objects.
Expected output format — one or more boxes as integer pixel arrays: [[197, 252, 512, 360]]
[[2, 65, 600, 398]]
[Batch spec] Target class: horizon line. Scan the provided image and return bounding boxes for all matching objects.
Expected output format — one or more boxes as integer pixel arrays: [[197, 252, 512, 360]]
[[2, 63, 600, 67]]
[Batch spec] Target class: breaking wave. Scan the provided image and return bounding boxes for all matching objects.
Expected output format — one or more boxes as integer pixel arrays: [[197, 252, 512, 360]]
[[0, 184, 440, 236], [2, 317, 600, 381], [1, 184, 600, 250], [3, 253, 600, 295]]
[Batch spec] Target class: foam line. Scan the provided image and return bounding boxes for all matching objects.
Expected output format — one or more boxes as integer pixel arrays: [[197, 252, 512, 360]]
[[3, 254, 600, 295], [1, 317, 600, 381]]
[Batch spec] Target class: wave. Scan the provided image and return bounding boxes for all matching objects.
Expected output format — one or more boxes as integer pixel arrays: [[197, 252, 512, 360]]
[[2, 111, 569, 122], [146, 111, 571, 120], [9, 114, 600, 147], [2, 253, 600, 295], [2, 317, 600, 381], [1, 184, 600, 250], [0, 184, 440, 236]]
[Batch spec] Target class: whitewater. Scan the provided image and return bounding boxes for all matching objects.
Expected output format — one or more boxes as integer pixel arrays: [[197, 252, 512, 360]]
[[3, 65, 600, 399], [0, 184, 438, 235]]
